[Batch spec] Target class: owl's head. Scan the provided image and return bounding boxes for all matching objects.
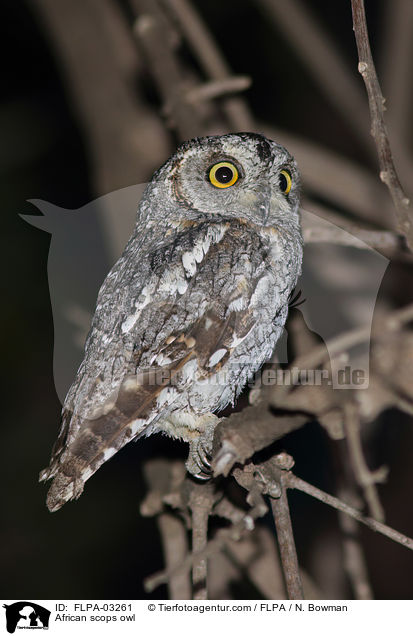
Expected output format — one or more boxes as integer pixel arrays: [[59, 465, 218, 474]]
[[140, 133, 301, 233]]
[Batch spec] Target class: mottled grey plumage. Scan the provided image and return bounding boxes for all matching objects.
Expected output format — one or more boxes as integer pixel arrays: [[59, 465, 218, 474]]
[[40, 133, 303, 511]]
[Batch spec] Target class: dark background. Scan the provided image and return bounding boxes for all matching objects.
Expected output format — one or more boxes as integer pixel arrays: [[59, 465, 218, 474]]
[[1, 0, 412, 599]]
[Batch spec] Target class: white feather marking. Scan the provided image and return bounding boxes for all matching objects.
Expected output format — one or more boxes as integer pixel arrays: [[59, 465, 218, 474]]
[[121, 285, 152, 334], [79, 466, 93, 482], [157, 225, 228, 298], [157, 386, 178, 407], [158, 268, 187, 295], [150, 352, 173, 366], [182, 225, 227, 278], [230, 332, 250, 348], [193, 243, 204, 263], [227, 296, 246, 312], [208, 348, 227, 367], [249, 276, 270, 307], [103, 447, 117, 461], [201, 235, 211, 255], [181, 358, 198, 382], [177, 278, 188, 295], [129, 418, 146, 436], [182, 251, 196, 277]]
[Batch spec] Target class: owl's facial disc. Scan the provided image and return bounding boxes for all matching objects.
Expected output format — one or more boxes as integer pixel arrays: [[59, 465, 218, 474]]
[[166, 133, 299, 227]]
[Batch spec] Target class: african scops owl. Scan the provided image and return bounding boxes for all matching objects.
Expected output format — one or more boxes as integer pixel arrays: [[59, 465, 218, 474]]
[[40, 133, 303, 511]]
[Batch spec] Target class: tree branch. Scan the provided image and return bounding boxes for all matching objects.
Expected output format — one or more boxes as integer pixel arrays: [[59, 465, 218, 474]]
[[287, 473, 413, 551], [133, 5, 203, 139], [270, 486, 304, 600], [163, 0, 255, 130], [189, 483, 214, 600], [343, 401, 388, 522], [351, 0, 413, 249]]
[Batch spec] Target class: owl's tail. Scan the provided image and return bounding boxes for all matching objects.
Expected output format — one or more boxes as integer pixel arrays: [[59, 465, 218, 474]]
[[43, 469, 86, 513], [39, 405, 150, 512]]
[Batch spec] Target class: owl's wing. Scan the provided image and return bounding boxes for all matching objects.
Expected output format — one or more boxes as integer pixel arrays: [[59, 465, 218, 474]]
[[40, 218, 274, 511]]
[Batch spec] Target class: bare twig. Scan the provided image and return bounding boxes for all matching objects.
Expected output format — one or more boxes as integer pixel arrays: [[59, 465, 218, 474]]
[[351, 0, 413, 250], [189, 483, 214, 600], [336, 483, 373, 599], [343, 401, 388, 522], [163, 0, 255, 130], [134, 9, 203, 139], [302, 221, 403, 252], [140, 460, 191, 599], [144, 503, 266, 593], [186, 77, 252, 104], [157, 513, 192, 599], [270, 488, 304, 600], [286, 473, 413, 551], [302, 200, 413, 262], [214, 305, 413, 478], [274, 302, 413, 405]]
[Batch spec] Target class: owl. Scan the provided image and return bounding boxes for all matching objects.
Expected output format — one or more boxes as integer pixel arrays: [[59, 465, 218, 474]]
[[40, 133, 303, 512]]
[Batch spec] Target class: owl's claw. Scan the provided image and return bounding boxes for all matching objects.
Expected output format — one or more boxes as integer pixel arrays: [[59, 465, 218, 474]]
[[186, 441, 213, 480], [186, 427, 215, 480]]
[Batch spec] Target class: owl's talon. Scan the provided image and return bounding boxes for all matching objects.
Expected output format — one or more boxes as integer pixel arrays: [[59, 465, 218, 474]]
[[186, 445, 213, 479], [193, 470, 212, 481], [186, 431, 215, 479], [199, 446, 212, 471]]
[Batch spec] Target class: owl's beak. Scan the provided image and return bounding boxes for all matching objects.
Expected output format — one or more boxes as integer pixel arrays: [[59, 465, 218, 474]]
[[239, 184, 272, 226], [255, 184, 272, 226], [260, 202, 270, 225]]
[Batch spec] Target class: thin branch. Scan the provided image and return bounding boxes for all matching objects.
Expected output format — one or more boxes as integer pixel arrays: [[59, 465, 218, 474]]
[[157, 513, 192, 599], [140, 460, 191, 599], [273, 302, 413, 405], [163, 0, 255, 130], [214, 305, 413, 477], [343, 401, 387, 522], [270, 487, 304, 600], [134, 9, 203, 139], [286, 473, 413, 551], [186, 77, 252, 104], [302, 222, 403, 252], [189, 483, 214, 600], [302, 199, 413, 262], [144, 502, 265, 593], [336, 484, 374, 599], [351, 0, 413, 250]]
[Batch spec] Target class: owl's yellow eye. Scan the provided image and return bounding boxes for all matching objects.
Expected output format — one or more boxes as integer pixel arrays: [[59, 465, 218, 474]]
[[208, 161, 239, 188], [279, 169, 292, 195]]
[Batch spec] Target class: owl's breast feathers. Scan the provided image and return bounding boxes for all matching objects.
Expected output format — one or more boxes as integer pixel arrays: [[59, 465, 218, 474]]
[[40, 217, 302, 511]]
